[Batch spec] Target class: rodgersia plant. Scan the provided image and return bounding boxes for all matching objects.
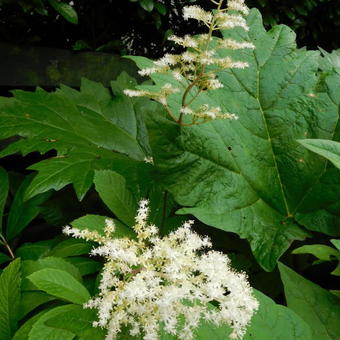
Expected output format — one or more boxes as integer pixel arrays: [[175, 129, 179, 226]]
[[124, 0, 254, 125], [64, 200, 259, 340]]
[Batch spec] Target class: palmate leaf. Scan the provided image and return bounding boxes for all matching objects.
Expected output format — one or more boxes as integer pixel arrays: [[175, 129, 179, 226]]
[[0, 75, 148, 200], [132, 9, 340, 271]]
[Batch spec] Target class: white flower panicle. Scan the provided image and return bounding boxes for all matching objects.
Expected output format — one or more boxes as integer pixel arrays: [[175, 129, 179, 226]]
[[63, 199, 259, 340], [124, 0, 254, 126]]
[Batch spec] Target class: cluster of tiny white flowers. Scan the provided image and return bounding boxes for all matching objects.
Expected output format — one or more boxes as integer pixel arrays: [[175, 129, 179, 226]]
[[63, 200, 259, 340], [124, 0, 254, 125]]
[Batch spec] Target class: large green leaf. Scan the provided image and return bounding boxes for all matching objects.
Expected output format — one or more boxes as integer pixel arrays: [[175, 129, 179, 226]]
[[279, 262, 340, 340], [94, 170, 137, 227], [0, 258, 21, 340], [0, 167, 9, 232], [27, 268, 90, 304], [133, 9, 339, 270], [297, 139, 340, 169], [0, 77, 147, 200]]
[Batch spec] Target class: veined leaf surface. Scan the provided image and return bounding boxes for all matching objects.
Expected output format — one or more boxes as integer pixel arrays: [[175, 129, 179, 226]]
[[133, 9, 340, 270], [0, 76, 147, 200]]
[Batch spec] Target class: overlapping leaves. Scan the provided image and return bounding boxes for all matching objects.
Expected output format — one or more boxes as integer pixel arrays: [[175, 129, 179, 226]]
[[0, 73, 150, 200], [132, 9, 340, 270]]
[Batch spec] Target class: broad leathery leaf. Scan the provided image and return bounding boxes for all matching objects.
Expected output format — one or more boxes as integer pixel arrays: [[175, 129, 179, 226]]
[[48, 0, 78, 24], [297, 139, 340, 169], [22, 256, 82, 291], [47, 238, 93, 257], [27, 268, 90, 304], [6, 173, 51, 240], [279, 262, 340, 340], [19, 291, 55, 319], [0, 77, 147, 200], [28, 305, 78, 340], [292, 244, 340, 275], [70, 214, 136, 238], [94, 170, 137, 227], [132, 9, 339, 270], [0, 167, 9, 232], [0, 258, 21, 340], [45, 305, 106, 339]]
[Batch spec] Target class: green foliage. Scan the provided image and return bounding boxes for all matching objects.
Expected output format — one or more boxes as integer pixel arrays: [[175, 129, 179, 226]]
[[0, 75, 148, 200], [27, 268, 90, 304], [70, 214, 136, 239], [0, 3, 339, 338], [292, 243, 340, 276], [279, 263, 340, 340], [297, 139, 340, 169], [0, 0, 78, 23], [132, 9, 340, 271], [27, 304, 80, 339], [244, 290, 312, 340], [0, 168, 9, 233], [94, 170, 137, 227], [0, 258, 21, 340], [48, 0, 78, 24]]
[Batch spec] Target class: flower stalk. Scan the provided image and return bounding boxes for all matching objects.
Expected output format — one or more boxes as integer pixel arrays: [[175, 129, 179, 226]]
[[124, 0, 254, 126]]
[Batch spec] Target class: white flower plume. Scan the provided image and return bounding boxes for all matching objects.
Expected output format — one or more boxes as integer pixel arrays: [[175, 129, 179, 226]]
[[64, 199, 259, 340]]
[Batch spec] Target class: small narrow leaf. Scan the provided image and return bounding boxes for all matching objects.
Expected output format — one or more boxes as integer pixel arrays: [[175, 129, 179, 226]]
[[27, 268, 90, 304]]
